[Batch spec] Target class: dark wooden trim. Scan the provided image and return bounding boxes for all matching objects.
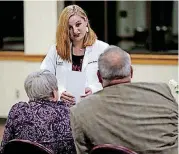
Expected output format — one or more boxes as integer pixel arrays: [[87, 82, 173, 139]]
[[0, 118, 7, 124]]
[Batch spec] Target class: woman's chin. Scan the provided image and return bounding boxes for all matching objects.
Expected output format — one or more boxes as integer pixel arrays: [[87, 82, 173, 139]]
[[73, 37, 83, 42]]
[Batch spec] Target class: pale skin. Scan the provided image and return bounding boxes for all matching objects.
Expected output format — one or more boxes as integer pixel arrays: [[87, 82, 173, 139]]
[[60, 15, 92, 105]]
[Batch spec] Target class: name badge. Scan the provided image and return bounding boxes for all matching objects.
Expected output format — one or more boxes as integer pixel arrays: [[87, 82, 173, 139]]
[[57, 61, 63, 66], [88, 60, 97, 65]]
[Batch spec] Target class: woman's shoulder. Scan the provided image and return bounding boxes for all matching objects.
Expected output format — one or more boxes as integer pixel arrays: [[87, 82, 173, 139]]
[[8, 102, 29, 116], [90, 40, 109, 53], [55, 102, 70, 115], [95, 39, 109, 46], [11, 102, 28, 110], [46, 44, 57, 54], [56, 101, 70, 110], [49, 44, 57, 50]]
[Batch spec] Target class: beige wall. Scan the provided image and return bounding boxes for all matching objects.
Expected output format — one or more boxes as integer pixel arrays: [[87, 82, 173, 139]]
[[0, 61, 40, 117], [24, 1, 57, 54], [0, 1, 178, 117]]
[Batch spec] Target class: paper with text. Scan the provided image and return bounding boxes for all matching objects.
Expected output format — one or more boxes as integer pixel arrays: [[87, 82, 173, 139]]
[[66, 71, 86, 103]]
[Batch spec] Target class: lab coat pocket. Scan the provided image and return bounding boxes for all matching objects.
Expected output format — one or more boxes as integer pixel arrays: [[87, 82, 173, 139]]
[[56, 63, 66, 88], [86, 60, 99, 86], [87, 60, 98, 69]]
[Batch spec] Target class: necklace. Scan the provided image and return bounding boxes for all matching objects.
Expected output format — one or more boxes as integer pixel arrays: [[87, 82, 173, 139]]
[[72, 47, 85, 56]]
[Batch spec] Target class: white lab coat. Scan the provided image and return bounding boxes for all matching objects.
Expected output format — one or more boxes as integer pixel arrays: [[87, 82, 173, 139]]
[[40, 40, 109, 98]]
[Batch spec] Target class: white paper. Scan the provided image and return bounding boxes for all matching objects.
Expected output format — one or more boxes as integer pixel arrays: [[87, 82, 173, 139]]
[[66, 71, 86, 103]]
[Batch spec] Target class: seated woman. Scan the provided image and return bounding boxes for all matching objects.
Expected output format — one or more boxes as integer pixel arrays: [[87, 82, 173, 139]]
[[0, 70, 76, 154]]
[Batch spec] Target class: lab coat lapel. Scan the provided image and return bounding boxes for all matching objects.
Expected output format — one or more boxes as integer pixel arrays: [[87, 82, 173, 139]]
[[64, 43, 72, 71], [57, 55, 72, 71], [82, 46, 92, 71], [64, 61, 72, 71]]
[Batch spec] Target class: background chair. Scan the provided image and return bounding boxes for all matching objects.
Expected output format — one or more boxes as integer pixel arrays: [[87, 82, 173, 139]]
[[3, 139, 53, 154], [90, 144, 138, 154]]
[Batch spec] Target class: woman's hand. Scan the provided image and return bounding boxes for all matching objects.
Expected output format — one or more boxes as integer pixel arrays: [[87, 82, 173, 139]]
[[61, 91, 75, 106], [81, 87, 92, 98]]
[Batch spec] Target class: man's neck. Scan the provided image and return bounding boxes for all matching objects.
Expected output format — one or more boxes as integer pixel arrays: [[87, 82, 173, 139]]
[[103, 77, 131, 88]]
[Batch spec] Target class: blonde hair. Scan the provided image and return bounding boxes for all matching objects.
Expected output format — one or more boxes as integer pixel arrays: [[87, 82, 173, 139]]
[[56, 5, 97, 62]]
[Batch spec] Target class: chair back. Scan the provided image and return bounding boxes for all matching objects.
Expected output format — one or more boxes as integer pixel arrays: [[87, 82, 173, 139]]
[[3, 139, 53, 154], [90, 144, 138, 154]]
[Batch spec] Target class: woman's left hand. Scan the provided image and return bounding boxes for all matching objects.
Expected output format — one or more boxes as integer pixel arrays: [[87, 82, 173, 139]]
[[80, 87, 92, 98]]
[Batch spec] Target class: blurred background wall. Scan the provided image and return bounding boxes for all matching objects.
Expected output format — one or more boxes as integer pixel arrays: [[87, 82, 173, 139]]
[[0, 1, 178, 117]]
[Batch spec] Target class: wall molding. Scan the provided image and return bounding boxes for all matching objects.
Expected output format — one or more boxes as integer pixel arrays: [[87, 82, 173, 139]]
[[0, 52, 45, 62], [0, 117, 7, 124], [131, 54, 178, 65], [0, 51, 178, 65]]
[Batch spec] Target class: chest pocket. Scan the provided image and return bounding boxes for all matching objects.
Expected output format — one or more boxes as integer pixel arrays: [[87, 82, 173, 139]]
[[87, 60, 98, 69], [56, 59, 64, 74], [86, 58, 98, 77], [86, 49, 100, 70], [56, 59, 66, 85], [87, 52, 98, 69], [57, 61, 63, 66]]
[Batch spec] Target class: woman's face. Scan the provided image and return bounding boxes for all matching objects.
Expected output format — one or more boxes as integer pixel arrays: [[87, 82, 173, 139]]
[[68, 15, 87, 43]]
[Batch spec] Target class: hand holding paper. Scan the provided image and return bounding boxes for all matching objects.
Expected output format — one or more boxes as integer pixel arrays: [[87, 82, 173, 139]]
[[60, 91, 75, 105], [80, 87, 92, 98]]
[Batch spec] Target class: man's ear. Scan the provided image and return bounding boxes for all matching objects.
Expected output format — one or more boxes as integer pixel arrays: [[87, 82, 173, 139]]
[[97, 70, 103, 84], [130, 66, 133, 78]]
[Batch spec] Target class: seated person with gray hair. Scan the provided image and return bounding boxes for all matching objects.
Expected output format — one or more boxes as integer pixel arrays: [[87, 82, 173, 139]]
[[70, 45, 178, 154], [0, 70, 76, 154]]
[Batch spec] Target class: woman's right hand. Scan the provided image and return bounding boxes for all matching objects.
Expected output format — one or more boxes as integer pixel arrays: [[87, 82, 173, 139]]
[[61, 91, 75, 106]]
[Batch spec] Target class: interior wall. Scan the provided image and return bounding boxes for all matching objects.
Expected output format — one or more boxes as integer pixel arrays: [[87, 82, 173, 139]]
[[0, 61, 40, 117], [24, 1, 57, 54]]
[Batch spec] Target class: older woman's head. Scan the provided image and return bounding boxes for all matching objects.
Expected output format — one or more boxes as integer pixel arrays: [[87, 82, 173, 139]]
[[24, 70, 58, 101]]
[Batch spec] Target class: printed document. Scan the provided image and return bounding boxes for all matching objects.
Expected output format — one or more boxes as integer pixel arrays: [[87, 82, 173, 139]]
[[66, 71, 86, 103]]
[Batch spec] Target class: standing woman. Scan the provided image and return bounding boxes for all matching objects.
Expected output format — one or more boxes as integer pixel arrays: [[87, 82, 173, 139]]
[[40, 5, 109, 104]]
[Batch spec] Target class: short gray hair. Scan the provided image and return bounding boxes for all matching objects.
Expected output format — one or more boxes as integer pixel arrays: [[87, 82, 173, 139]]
[[98, 45, 131, 81], [24, 70, 58, 101]]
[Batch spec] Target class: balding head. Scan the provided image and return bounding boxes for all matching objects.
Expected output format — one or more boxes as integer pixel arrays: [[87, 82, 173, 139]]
[[98, 45, 133, 87]]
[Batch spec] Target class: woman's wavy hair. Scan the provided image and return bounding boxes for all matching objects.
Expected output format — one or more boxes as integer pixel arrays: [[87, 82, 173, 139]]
[[56, 5, 97, 62]]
